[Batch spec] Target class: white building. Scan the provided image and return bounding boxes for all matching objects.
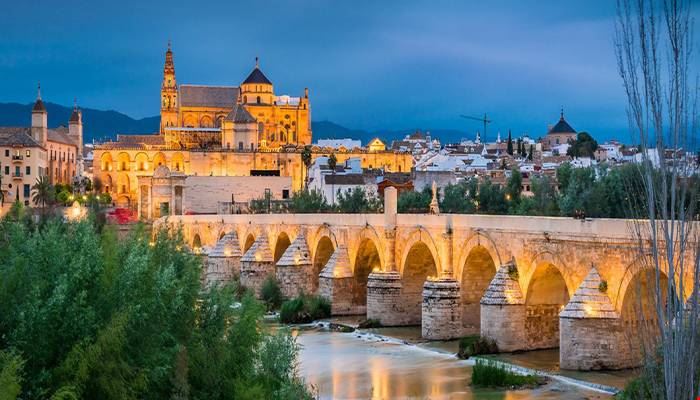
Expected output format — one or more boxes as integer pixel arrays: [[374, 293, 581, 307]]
[[316, 138, 361, 150], [308, 157, 377, 205]]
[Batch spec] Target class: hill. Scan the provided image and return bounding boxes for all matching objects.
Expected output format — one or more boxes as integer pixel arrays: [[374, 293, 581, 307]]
[[0, 102, 160, 143], [0, 102, 471, 146]]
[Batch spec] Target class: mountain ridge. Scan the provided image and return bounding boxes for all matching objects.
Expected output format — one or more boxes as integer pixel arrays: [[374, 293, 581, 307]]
[[0, 102, 473, 145]]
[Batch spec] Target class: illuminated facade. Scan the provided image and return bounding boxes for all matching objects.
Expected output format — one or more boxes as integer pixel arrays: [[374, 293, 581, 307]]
[[93, 44, 412, 208]]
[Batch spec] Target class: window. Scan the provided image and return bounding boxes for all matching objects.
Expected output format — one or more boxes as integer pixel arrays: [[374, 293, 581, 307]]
[[25, 150, 30, 157], [23, 184, 30, 199], [256, 96, 261, 104], [238, 142, 243, 150], [4, 149, 8, 157], [282, 189, 290, 199], [14, 166, 20, 176], [25, 166, 30, 175], [3, 166, 7, 175]]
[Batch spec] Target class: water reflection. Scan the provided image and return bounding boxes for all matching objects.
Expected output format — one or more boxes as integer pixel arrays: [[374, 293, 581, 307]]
[[296, 328, 611, 400]]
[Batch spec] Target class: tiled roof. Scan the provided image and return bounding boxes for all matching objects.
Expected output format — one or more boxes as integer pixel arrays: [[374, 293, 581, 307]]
[[179, 85, 239, 108], [32, 99, 46, 112], [98, 134, 166, 149], [48, 126, 77, 146], [242, 67, 272, 85], [382, 172, 412, 184], [0, 127, 41, 147], [324, 174, 366, 185], [225, 104, 257, 123], [549, 115, 576, 134]]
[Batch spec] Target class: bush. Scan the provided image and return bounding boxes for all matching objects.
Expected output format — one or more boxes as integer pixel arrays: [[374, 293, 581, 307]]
[[260, 276, 283, 311], [458, 336, 498, 359], [471, 359, 540, 388], [279, 294, 331, 324]]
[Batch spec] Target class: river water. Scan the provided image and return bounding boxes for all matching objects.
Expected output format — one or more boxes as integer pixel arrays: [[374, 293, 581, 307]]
[[295, 325, 615, 400]]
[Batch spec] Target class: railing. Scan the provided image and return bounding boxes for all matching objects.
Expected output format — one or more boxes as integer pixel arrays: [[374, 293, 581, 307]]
[[11, 172, 23, 178], [11, 155, 23, 161]]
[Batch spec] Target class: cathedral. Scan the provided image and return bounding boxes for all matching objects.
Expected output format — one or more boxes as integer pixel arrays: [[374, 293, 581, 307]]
[[93, 44, 411, 211]]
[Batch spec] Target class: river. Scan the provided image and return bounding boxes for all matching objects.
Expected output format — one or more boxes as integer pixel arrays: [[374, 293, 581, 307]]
[[295, 324, 616, 400]]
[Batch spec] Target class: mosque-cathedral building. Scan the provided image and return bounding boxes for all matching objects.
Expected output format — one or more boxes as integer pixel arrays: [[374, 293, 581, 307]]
[[93, 44, 411, 214]]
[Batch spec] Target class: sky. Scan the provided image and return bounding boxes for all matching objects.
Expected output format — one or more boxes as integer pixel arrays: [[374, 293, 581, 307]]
[[0, 0, 697, 142]]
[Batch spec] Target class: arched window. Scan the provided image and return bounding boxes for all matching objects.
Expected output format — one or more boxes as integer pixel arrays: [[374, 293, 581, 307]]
[[256, 96, 261, 104], [243, 95, 247, 103]]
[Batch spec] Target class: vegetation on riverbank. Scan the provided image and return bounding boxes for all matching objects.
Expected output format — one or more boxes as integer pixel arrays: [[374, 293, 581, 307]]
[[0, 216, 314, 400], [279, 294, 331, 324], [471, 359, 542, 389], [457, 336, 498, 359]]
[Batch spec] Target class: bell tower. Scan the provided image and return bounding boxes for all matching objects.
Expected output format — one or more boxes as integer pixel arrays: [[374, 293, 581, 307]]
[[160, 41, 178, 133]]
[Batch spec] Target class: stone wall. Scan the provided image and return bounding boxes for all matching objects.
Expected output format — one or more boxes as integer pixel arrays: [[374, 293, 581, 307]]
[[367, 272, 409, 325], [422, 280, 462, 339], [240, 260, 275, 298], [205, 256, 240, 286], [276, 264, 312, 298], [560, 317, 638, 370], [184, 176, 292, 214], [480, 304, 526, 352], [319, 276, 363, 315], [525, 304, 561, 350]]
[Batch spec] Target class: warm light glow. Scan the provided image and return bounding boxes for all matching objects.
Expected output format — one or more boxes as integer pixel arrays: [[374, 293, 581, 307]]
[[255, 252, 262, 262], [148, 241, 155, 247], [224, 247, 232, 257], [294, 254, 301, 265], [583, 304, 595, 316], [372, 266, 380, 273]]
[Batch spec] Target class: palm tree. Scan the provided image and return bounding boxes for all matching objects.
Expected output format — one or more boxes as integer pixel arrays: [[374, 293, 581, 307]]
[[32, 175, 54, 216], [301, 145, 312, 189], [0, 171, 4, 207]]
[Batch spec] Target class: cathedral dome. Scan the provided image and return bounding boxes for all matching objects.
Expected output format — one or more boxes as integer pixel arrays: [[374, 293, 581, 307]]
[[242, 57, 272, 85]]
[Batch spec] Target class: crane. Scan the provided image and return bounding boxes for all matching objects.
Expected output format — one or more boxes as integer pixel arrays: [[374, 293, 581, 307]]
[[460, 113, 492, 142]]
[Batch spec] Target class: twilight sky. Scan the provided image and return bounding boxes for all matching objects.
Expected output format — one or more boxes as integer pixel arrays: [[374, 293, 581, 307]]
[[0, 1, 697, 142]]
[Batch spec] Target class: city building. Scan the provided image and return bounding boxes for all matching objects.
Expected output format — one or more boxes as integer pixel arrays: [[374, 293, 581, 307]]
[[0, 87, 82, 206], [543, 111, 577, 150], [94, 44, 412, 212]]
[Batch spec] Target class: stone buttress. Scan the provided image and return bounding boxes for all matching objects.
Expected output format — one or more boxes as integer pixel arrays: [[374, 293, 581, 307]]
[[480, 262, 527, 352], [239, 235, 274, 297], [318, 245, 358, 315], [205, 231, 242, 287], [275, 232, 312, 298]]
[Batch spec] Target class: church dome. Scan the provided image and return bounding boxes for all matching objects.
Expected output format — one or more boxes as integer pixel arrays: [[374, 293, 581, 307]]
[[242, 57, 272, 85], [549, 112, 576, 134]]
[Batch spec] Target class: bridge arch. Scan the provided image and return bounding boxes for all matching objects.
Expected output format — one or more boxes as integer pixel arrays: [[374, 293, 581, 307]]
[[456, 232, 503, 279], [312, 235, 335, 292], [351, 226, 385, 273], [398, 227, 442, 277], [273, 231, 292, 263], [524, 251, 571, 350], [192, 233, 202, 251], [352, 232, 383, 310], [400, 240, 439, 325], [459, 245, 497, 334]]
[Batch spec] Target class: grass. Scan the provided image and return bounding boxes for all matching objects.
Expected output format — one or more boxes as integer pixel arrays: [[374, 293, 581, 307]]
[[357, 318, 383, 329], [471, 359, 541, 388], [279, 294, 331, 324], [457, 335, 498, 359]]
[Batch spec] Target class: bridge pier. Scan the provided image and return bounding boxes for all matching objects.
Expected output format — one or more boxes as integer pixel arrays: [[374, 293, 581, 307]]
[[318, 246, 359, 315], [367, 271, 406, 325], [276, 233, 313, 298], [480, 262, 527, 351], [560, 267, 634, 370], [206, 231, 242, 287], [422, 279, 462, 339], [240, 235, 274, 298]]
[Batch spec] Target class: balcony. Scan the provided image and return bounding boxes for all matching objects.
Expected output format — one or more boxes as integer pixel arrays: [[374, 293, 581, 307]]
[[11, 172, 23, 179], [11, 155, 23, 162]]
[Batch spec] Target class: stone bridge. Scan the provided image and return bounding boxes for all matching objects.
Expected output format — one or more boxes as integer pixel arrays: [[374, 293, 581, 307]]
[[160, 188, 695, 371]]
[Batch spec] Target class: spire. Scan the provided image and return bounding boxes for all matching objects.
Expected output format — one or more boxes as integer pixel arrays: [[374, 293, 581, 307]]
[[70, 98, 81, 123], [255, 56, 259, 68], [560, 106, 564, 120], [32, 82, 46, 112]]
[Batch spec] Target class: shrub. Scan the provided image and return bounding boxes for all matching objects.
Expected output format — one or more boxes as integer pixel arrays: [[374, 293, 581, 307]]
[[458, 336, 498, 359], [471, 359, 540, 388], [279, 294, 331, 324], [260, 276, 283, 311], [598, 280, 608, 293]]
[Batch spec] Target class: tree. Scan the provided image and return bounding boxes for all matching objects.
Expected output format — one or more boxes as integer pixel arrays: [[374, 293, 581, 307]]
[[566, 131, 598, 158], [528, 144, 534, 161], [301, 146, 312, 189], [476, 180, 507, 214], [505, 168, 523, 207], [506, 130, 513, 155], [615, 1, 699, 398], [289, 188, 329, 213], [516, 138, 522, 157], [335, 187, 381, 213], [327, 153, 337, 173], [31, 175, 53, 214], [397, 187, 431, 213], [0, 172, 4, 207], [440, 182, 475, 214]]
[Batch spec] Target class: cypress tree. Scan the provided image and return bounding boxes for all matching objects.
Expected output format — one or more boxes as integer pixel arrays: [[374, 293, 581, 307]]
[[507, 130, 513, 155]]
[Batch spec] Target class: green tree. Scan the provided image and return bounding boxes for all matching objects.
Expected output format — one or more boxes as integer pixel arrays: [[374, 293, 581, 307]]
[[528, 144, 534, 161], [31, 175, 54, 215], [476, 180, 507, 214], [566, 131, 598, 158], [289, 188, 329, 213], [335, 187, 381, 213], [301, 146, 312, 189], [505, 168, 523, 210], [440, 182, 476, 214], [506, 130, 513, 155], [327, 153, 337, 173], [397, 187, 431, 213]]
